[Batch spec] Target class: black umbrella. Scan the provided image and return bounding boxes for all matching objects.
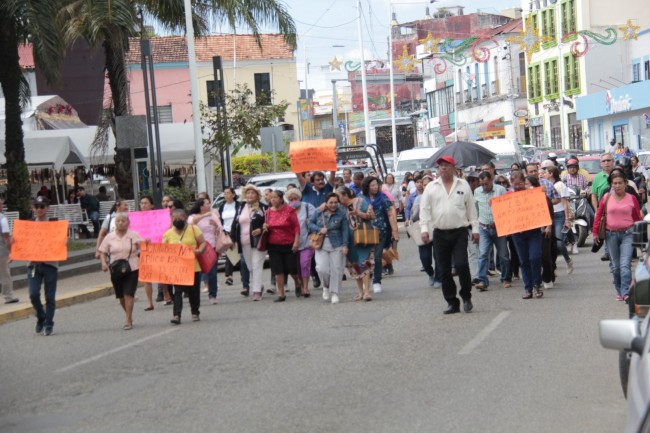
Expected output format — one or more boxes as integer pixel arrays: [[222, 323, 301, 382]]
[[426, 141, 496, 169]]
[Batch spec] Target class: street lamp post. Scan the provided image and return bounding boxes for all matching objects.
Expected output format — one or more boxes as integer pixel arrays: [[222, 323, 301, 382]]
[[388, 3, 398, 168], [356, 0, 371, 143]]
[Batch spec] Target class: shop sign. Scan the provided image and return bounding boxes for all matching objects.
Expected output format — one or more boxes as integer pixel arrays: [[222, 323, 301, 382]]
[[606, 90, 632, 114], [514, 109, 528, 118]]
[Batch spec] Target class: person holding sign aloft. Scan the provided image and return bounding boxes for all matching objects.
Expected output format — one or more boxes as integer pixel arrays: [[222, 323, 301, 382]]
[[98, 213, 142, 330], [163, 209, 206, 324]]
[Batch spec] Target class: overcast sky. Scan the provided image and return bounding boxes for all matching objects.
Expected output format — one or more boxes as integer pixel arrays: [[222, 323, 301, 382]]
[[277, 0, 522, 90]]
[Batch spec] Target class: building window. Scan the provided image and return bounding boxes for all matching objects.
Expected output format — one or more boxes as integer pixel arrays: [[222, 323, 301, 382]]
[[563, 54, 580, 94], [633, 63, 641, 82], [544, 58, 559, 98], [614, 124, 629, 147], [541, 9, 556, 42], [550, 115, 561, 148], [457, 69, 464, 104], [254, 73, 271, 105], [568, 113, 583, 150], [519, 52, 527, 95], [531, 125, 544, 147], [484, 62, 490, 97], [645, 61, 650, 81], [149, 105, 172, 123], [561, 0, 576, 36], [528, 63, 542, 101]]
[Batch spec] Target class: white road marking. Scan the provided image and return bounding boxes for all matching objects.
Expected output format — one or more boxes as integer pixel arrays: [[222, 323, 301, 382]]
[[458, 311, 511, 355], [55, 328, 179, 373]]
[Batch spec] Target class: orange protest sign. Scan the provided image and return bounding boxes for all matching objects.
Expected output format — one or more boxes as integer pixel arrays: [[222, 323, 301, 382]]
[[138, 242, 195, 286], [10, 220, 69, 261], [492, 187, 552, 237], [289, 139, 337, 173]]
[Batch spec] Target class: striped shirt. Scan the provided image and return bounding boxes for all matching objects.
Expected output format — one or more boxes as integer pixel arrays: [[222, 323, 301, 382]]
[[562, 173, 589, 191], [540, 178, 560, 200], [473, 184, 507, 225]]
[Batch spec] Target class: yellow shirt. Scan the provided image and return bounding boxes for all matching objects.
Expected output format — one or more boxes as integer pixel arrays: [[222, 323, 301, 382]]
[[163, 225, 203, 272]]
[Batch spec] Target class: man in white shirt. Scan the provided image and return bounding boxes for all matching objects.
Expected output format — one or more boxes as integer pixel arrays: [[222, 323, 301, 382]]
[[420, 156, 479, 315]]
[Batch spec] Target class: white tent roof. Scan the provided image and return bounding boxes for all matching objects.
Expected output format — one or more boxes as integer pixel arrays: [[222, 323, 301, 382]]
[[14, 123, 200, 166], [0, 135, 88, 170]]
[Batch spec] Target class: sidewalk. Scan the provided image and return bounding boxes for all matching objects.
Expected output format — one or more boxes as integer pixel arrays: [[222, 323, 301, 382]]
[[0, 269, 113, 325]]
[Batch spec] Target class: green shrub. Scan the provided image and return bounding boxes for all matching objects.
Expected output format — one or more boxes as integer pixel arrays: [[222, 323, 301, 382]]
[[216, 153, 291, 175]]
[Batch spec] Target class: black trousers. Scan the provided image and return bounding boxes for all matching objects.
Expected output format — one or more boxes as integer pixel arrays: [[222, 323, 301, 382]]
[[173, 272, 201, 317], [541, 235, 557, 283], [433, 227, 472, 307]]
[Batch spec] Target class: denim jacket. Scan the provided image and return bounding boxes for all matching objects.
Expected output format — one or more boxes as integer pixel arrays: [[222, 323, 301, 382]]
[[308, 205, 349, 249]]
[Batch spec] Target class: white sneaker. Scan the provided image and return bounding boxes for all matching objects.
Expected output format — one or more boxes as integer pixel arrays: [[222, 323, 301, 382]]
[[572, 244, 579, 255], [544, 281, 554, 289], [373, 283, 382, 294], [567, 259, 574, 274], [322, 288, 331, 301], [331, 293, 339, 304]]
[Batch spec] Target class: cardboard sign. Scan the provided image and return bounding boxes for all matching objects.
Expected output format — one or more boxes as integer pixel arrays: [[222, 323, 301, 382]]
[[128, 209, 170, 243], [138, 242, 196, 286], [492, 187, 552, 237], [10, 220, 69, 261], [289, 139, 337, 173]]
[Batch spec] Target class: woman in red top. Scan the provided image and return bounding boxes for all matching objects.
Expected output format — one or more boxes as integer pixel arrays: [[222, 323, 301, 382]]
[[593, 171, 642, 302], [263, 190, 300, 302]]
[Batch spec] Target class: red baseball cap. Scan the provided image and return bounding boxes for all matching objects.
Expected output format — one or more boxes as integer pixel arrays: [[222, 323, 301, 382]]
[[436, 155, 457, 166]]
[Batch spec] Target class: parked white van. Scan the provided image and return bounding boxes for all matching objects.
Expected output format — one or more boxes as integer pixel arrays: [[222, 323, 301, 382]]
[[476, 139, 524, 172], [394, 147, 438, 177]]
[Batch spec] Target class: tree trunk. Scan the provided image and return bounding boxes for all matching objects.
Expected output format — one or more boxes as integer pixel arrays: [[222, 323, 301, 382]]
[[104, 37, 134, 200], [0, 37, 32, 218]]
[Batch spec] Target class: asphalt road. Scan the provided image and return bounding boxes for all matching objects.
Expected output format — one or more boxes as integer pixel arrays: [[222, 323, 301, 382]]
[[0, 235, 629, 433]]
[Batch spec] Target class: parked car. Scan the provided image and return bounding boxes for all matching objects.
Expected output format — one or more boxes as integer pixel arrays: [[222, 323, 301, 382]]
[[247, 172, 298, 191], [599, 216, 650, 432], [575, 155, 601, 179]]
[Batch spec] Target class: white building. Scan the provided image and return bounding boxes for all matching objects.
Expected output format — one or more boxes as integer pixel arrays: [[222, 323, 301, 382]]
[[522, 0, 650, 150]]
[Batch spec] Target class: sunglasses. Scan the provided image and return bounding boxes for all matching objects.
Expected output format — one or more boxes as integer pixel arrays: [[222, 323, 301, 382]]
[[33, 204, 46, 209]]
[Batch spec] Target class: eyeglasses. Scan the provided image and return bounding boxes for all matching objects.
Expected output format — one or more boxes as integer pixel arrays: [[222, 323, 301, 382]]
[[496, 181, 507, 185], [33, 204, 46, 209], [601, 159, 613, 163]]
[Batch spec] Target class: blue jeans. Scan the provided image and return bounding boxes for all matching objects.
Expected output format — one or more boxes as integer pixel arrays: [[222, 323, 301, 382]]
[[418, 242, 441, 283], [477, 225, 510, 287], [511, 230, 542, 293], [606, 228, 634, 297], [553, 211, 570, 263], [201, 260, 218, 298], [28, 264, 58, 328]]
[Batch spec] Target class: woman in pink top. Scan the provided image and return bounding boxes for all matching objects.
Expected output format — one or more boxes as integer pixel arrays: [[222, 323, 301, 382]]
[[262, 190, 300, 302], [188, 197, 224, 304], [593, 171, 642, 302]]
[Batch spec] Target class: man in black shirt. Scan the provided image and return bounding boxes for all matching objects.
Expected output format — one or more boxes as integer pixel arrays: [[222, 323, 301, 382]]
[[78, 187, 100, 238]]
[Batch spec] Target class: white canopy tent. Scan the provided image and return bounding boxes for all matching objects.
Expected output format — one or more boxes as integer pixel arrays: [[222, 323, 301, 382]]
[[0, 135, 88, 170]]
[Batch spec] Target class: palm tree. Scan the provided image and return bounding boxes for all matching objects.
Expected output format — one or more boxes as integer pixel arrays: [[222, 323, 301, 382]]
[[0, 0, 67, 217], [62, 0, 296, 199]]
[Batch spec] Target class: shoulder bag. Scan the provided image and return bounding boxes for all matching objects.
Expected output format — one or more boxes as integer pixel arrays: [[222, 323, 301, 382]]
[[109, 238, 132, 277], [353, 203, 380, 247], [597, 193, 612, 241], [256, 210, 270, 252], [309, 212, 326, 250]]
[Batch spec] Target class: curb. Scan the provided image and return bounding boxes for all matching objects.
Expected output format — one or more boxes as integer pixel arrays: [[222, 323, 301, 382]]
[[0, 286, 114, 325]]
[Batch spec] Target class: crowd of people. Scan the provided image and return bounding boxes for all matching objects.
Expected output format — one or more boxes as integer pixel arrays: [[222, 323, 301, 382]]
[[15, 147, 648, 334]]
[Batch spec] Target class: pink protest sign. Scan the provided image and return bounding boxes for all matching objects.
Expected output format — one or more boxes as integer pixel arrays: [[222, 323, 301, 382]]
[[128, 209, 170, 243]]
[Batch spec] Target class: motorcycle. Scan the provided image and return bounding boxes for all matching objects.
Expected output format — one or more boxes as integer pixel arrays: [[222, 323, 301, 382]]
[[567, 186, 593, 247]]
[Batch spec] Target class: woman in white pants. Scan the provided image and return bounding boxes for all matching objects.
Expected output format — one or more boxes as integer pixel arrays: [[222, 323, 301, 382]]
[[309, 193, 349, 304], [232, 185, 268, 301]]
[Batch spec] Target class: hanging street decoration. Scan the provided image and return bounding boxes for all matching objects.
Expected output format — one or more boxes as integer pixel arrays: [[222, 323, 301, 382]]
[[506, 15, 552, 63], [328, 56, 343, 72], [336, 17, 637, 77], [619, 19, 641, 41], [395, 45, 417, 73]]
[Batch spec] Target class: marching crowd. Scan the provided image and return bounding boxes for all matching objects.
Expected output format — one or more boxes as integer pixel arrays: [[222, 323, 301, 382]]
[[10, 148, 647, 334]]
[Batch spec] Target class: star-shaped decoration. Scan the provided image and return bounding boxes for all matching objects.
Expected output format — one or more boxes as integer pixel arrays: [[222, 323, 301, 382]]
[[619, 19, 641, 41], [419, 32, 441, 55], [329, 56, 343, 72], [506, 15, 552, 62], [396, 45, 417, 74]]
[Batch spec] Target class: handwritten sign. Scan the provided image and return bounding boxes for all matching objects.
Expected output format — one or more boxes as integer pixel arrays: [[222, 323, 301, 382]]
[[128, 209, 170, 243], [492, 187, 552, 237], [11, 220, 69, 261], [138, 242, 196, 285], [289, 139, 337, 173]]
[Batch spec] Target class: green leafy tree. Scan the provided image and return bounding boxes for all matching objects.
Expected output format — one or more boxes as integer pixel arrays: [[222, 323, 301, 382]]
[[62, 0, 296, 199], [0, 0, 67, 217], [201, 84, 289, 156]]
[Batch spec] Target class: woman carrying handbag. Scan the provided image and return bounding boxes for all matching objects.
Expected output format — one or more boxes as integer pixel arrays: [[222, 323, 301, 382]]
[[188, 196, 224, 304]]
